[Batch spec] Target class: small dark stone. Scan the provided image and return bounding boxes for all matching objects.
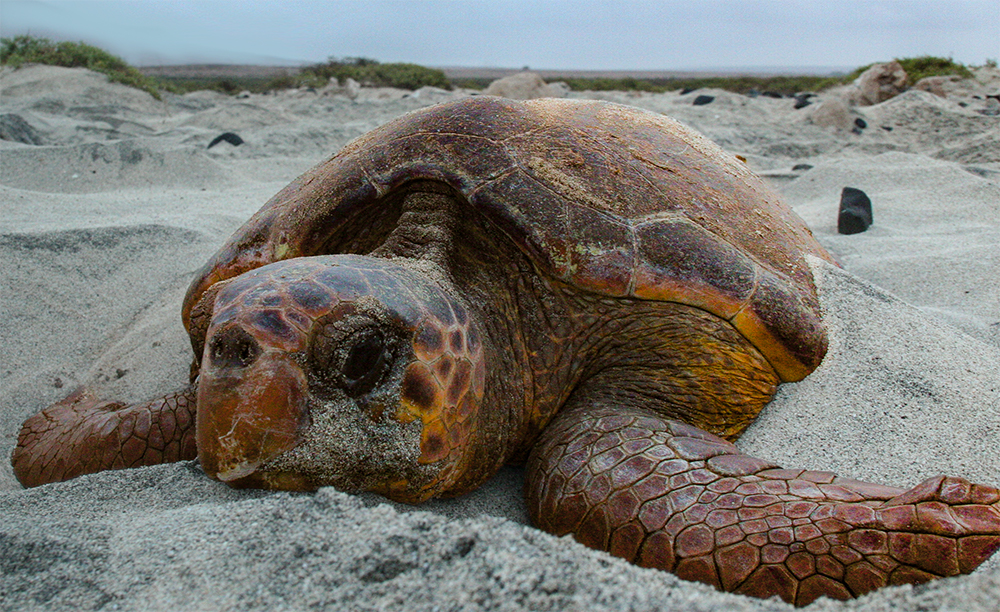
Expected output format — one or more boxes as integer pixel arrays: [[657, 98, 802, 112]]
[[792, 164, 814, 172], [838, 187, 873, 235], [680, 87, 697, 95], [692, 95, 715, 106], [854, 118, 867, 129], [794, 92, 816, 110], [793, 93, 815, 109], [0, 113, 43, 145], [207, 132, 244, 149], [881, 125, 894, 132], [762, 91, 784, 99]]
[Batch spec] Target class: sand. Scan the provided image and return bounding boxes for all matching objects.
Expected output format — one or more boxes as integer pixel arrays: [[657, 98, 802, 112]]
[[1, 65, 998, 611]]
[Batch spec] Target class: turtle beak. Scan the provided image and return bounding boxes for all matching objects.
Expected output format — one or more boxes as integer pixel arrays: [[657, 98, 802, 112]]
[[196, 351, 309, 486]]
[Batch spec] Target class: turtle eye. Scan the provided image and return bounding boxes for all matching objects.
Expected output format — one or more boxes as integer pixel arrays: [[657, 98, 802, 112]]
[[340, 328, 389, 397]]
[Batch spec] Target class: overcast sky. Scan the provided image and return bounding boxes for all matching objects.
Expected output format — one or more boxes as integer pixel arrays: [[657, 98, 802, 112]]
[[2, 0, 998, 71]]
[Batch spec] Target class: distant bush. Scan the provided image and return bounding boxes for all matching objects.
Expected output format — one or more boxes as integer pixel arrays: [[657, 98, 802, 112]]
[[1, 35, 162, 99], [298, 57, 451, 90], [460, 56, 979, 96], [153, 75, 281, 95], [847, 56, 973, 85], [457, 74, 844, 96]]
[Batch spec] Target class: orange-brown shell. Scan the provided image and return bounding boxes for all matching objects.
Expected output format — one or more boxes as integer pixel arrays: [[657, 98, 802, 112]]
[[184, 97, 835, 383]]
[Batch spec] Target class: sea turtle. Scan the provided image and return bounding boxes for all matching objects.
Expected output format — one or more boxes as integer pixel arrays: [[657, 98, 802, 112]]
[[12, 97, 1000, 605]]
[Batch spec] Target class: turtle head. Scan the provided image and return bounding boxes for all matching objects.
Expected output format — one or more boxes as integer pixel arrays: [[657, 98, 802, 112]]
[[196, 255, 486, 502]]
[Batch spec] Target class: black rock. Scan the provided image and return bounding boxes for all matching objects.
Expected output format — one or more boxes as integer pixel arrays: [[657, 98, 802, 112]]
[[792, 163, 814, 171], [793, 93, 815, 109], [207, 132, 244, 149], [0, 113, 43, 145], [692, 95, 715, 106], [680, 87, 697, 95], [854, 118, 868, 129], [762, 91, 784, 99], [838, 187, 873, 235]]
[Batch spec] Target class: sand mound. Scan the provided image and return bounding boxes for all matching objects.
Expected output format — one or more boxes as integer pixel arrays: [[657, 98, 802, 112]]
[[1, 139, 237, 192], [0, 65, 171, 145], [0, 65, 168, 117], [862, 90, 1000, 161], [178, 102, 296, 131]]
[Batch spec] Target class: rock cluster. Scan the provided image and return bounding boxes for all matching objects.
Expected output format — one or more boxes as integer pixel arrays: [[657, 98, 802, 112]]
[[481, 71, 569, 100]]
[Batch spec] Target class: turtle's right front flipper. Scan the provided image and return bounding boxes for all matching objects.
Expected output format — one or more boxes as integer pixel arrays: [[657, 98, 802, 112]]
[[11, 385, 197, 487], [526, 403, 1000, 606]]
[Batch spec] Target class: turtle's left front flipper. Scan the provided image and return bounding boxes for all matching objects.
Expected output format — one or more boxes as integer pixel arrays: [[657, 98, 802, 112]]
[[526, 403, 1000, 605], [11, 385, 197, 487]]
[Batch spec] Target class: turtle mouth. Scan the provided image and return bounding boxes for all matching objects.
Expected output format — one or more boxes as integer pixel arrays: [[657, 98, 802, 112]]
[[215, 461, 258, 482], [196, 350, 310, 487]]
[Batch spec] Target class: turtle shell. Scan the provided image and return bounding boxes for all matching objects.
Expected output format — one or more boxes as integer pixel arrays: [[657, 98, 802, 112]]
[[184, 97, 835, 382]]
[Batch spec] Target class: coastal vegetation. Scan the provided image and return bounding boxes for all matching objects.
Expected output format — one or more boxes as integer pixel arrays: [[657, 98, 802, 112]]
[[294, 56, 451, 90], [150, 57, 451, 94], [1, 35, 987, 98], [0, 35, 163, 99], [846, 55, 973, 85], [453, 56, 976, 95], [452, 73, 848, 95]]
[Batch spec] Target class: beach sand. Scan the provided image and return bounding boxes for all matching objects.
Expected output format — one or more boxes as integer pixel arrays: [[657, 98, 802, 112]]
[[1, 65, 998, 611]]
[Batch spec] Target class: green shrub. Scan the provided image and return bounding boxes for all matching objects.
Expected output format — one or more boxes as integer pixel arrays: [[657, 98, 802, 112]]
[[898, 56, 973, 83], [299, 57, 451, 90], [540, 74, 844, 96], [1, 34, 163, 99], [846, 56, 972, 85]]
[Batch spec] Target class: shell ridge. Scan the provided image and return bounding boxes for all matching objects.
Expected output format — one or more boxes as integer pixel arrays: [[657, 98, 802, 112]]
[[495, 168, 574, 281], [626, 224, 639, 296], [728, 262, 762, 323], [356, 156, 385, 199], [466, 166, 520, 198], [550, 124, 669, 215], [359, 133, 519, 197], [378, 130, 503, 144]]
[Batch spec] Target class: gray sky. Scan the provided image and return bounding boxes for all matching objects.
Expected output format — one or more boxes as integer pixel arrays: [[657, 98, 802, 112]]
[[2, 0, 998, 71]]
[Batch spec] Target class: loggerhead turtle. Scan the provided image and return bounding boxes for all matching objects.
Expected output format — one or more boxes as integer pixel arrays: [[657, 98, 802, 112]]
[[12, 97, 1000, 605]]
